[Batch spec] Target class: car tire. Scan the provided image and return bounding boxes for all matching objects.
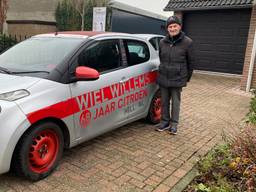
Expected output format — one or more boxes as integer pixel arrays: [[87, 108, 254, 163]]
[[146, 90, 161, 124], [12, 122, 64, 181]]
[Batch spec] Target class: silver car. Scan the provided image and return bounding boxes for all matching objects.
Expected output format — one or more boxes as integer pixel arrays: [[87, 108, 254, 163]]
[[0, 31, 161, 180]]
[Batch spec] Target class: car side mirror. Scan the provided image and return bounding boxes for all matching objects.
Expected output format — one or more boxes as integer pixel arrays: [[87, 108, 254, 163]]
[[75, 66, 99, 81]]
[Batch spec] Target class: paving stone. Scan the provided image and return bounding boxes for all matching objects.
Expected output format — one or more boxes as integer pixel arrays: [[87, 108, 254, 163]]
[[0, 184, 11, 192], [137, 161, 152, 170], [153, 184, 171, 192], [129, 178, 146, 189], [163, 175, 180, 187], [140, 167, 156, 177], [144, 176, 161, 187], [143, 184, 155, 192], [126, 171, 145, 182]]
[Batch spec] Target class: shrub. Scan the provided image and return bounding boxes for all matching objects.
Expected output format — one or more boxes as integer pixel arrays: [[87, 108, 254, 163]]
[[230, 126, 256, 191], [55, 0, 81, 31], [0, 34, 17, 53], [185, 126, 256, 192], [245, 91, 256, 124]]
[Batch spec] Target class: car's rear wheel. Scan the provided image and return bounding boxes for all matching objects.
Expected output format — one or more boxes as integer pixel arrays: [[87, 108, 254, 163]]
[[12, 122, 64, 181], [147, 91, 161, 124]]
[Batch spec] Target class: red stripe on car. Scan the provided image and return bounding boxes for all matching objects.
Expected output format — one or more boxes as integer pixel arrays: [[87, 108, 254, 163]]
[[27, 98, 80, 124], [26, 71, 157, 124]]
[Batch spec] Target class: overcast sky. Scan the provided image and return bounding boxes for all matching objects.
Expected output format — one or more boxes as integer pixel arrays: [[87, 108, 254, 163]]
[[115, 0, 173, 17]]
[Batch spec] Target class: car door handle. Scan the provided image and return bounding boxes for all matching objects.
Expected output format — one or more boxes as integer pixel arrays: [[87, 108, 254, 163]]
[[119, 77, 129, 83]]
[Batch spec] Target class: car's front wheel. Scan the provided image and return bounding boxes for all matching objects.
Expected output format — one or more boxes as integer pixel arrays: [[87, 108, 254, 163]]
[[147, 91, 161, 124], [12, 122, 64, 181]]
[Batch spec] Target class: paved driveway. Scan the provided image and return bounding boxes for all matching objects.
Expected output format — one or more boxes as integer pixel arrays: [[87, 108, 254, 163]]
[[0, 73, 251, 192]]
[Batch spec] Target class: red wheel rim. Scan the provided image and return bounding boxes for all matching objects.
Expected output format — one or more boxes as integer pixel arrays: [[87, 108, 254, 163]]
[[28, 129, 59, 173], [152, 97, 161, 121]]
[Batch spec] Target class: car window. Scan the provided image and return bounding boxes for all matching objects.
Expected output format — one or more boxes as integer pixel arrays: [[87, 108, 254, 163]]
[[149, 38, 158, 50], [149, 37, 164, 51], [125, 40, 150, 66], [78, 40, 121, 73]]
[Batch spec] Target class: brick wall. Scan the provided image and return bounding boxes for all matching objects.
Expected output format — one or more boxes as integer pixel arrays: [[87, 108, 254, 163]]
[[7, 0, 61, 22], [241, 5, 256, 90], [5, 0, 61, 37], [8, 23, 57, 39]]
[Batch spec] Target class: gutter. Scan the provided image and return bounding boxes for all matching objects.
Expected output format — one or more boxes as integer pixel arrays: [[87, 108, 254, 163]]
[[163, 4, 253, 12], [6, 20, 56, 25], [246, 5, 256, 92]]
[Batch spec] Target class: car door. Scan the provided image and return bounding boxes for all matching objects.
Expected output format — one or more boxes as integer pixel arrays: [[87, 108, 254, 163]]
[[69, 39, 130, 141], [122, 38, 158, 120]]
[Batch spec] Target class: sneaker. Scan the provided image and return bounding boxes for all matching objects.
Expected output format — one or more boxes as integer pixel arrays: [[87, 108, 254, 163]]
[[169, 127, 177, 135], [155, 124, 170, 132]]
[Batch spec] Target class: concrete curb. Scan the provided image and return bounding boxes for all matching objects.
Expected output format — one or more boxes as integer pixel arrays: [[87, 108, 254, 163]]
[[194, 70, 242, 78], [170, 166, 199, 192]]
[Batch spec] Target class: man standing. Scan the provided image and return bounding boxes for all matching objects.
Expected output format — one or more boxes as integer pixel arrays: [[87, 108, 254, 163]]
[[156, 16, 195, 135]]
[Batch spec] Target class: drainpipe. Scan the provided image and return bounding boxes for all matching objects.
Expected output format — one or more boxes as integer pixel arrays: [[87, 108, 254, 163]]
[[246, 19, 256, 92]]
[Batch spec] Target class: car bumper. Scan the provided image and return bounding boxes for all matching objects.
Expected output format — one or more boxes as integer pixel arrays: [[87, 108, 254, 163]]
[[0, 100, 30, 174]]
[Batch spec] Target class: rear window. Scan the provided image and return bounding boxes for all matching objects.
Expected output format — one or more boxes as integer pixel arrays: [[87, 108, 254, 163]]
[[124, 40, 150, 66], [149, 38, 157, 50], [149, 37, 163, 51]]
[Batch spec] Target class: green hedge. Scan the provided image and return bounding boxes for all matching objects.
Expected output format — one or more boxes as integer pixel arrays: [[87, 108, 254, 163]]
[[0, 34, 17, 53]]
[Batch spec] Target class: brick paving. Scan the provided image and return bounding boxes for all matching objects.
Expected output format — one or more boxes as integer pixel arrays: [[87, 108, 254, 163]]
[[0, 73, 251, 192]]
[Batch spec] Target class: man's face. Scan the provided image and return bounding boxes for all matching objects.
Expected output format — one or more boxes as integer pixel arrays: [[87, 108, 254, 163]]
[[167, 23, 181, 37]]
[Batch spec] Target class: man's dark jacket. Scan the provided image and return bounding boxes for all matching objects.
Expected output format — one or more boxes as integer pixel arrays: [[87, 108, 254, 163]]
[[157, 32, 195, 88]]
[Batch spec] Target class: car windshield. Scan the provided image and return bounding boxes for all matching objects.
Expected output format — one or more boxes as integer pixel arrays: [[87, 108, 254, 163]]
[[0, 37, 85, 73]]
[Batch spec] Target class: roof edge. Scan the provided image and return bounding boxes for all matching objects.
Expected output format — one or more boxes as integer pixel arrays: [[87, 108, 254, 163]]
[[6, 20, 56, 25], [164, 4, 253, 12]]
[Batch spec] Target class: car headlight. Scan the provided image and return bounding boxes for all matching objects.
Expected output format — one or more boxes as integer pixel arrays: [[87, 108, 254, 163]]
[[0, 89, 30, 101]]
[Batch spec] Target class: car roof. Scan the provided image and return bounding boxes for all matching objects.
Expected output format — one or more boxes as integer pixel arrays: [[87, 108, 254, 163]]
[[34, 31, 133, 39], [134, 34, 165, 40]]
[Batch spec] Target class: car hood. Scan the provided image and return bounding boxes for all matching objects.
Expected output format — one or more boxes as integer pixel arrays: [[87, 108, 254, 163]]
[[0, 73, 40, 94]]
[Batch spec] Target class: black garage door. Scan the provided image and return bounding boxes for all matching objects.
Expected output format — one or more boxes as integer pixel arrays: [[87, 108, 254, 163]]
[[183, 9, 251, 74]]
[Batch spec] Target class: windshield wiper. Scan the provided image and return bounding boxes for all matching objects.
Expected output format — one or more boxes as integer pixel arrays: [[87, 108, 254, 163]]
[[0, 66, 13, 74], [11, 70, 50, 74]]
